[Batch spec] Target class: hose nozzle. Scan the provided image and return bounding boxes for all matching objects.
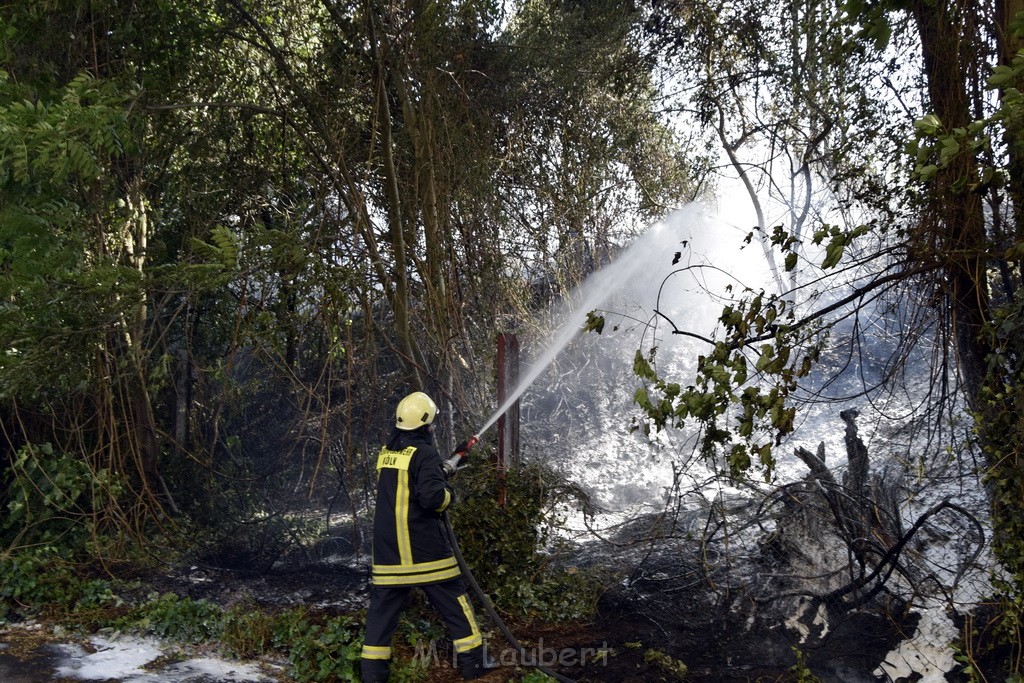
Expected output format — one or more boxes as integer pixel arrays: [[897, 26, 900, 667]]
[[442, 435, 480, 476]]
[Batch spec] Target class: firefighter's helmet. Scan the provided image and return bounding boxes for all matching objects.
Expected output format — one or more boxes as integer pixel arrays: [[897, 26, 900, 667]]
[[395, 391, 437, 430]]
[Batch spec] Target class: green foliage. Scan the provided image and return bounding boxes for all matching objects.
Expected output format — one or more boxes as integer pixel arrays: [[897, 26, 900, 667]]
[[0, 68, 144, 402], [842, 0, 896, 51], [0, 71, 134, 190], [450, 460, 603, 622], [631, 289, 825, 481], [787, 647, 821, 682], [74, 579, 121, 611], [630, 219, 876, 483], [978, 290, 1024, 655], [2, 443, 121, 551], [494, 566, 601, 623], [116, 598, 406, 682], [220, 605, 274, 658], [265, 606, 427, 682], [282, 612, 363, 682], [810, 224, 871, 271], [952, 638, 985, 683], [135, 593, 224, 644], [0, 569, 417, 683], [583, 311, 606, 334], [904, 22, 1024, 669], [907, 112, 992, 187], [643, 647, 688, 681], [0, 547, 75, 612], [0, 546, 120, 620]]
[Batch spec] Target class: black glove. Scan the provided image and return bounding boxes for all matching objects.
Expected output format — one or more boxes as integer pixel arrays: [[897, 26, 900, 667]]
[[453, 440, 473, 457]]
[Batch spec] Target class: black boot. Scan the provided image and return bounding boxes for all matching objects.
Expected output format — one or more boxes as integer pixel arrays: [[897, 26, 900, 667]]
[[459, 645, 497, 680], [360, 658, 391, 683]]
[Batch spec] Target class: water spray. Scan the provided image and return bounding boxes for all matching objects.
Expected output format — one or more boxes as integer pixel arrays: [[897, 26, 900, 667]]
[[443, 216, 704, 682]]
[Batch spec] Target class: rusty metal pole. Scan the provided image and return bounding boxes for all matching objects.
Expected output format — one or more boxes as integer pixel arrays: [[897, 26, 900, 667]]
[[496, 333, 521, 506]]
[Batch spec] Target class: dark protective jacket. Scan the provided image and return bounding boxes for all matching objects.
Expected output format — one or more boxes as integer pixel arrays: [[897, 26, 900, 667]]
[[370, 427, 458, 586]]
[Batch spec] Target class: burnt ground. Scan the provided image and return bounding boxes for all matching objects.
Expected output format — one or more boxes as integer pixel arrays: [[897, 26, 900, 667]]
[[0, 523, 926, 683], [99, 558, 913, 683]]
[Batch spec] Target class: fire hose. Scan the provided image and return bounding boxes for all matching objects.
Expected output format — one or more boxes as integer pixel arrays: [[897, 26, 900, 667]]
[[441, 439, 577, 683]]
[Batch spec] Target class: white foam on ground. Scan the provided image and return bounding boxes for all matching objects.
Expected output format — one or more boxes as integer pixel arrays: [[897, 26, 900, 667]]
[[53, 635, 273, 682], [874, 604, 958, 682]]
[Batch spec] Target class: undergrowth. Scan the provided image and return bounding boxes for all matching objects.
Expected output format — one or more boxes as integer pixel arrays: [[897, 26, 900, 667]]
[[0, 568, 429, 683], [450, 458, 605, 623], [0, 444, 603, 682]]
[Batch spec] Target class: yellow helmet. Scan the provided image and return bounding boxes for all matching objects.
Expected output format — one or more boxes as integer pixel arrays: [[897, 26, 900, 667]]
[[395, 391, 437, 430]]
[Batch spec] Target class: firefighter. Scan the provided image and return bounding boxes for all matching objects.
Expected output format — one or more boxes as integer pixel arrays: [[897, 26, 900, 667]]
[[360, 391, 489, 682]]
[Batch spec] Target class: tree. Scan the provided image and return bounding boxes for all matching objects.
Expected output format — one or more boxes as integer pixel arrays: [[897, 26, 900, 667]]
[[636, 0, 1024, 668], [1, 0, 699, 566]]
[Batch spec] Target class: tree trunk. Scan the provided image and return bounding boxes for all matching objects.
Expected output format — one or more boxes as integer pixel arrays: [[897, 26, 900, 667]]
[[372, 13, 422, 390], [997, 0, 1024, 247], [910, 0, 991, 407], [124, 177, 179, 515]]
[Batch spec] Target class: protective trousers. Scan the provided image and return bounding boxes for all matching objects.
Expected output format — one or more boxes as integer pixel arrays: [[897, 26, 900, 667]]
[[360, 578, 488, 682]]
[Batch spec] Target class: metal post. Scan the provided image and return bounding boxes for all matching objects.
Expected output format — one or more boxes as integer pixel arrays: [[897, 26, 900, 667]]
[[496, 333, 521, 506]]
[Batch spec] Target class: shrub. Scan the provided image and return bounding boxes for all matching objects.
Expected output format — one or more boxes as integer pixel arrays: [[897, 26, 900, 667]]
[[2, 443, 121, 552], [0, 546, 122, 624], [283, 613, 362, 682], [449, 459, 602, 622], [0, 546, 76, 611]]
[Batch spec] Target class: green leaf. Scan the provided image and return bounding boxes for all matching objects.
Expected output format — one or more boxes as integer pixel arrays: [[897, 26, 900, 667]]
[[634, 387, 652, 410], [633, 350, 657, 380], [989, 65, 1016, 87], [733, 356, 748, 385], [821, 240, 844, 270], [914, 114, 942, 134], [868, 18, 891, 51], [728, 444, 750, 476]]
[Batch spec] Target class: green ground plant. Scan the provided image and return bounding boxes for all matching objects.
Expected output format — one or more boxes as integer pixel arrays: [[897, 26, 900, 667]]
[[643, 647, 688, 681], [787, 647, 821, 683], [0, 561, 431, 683], [134, 593, 224, 644]]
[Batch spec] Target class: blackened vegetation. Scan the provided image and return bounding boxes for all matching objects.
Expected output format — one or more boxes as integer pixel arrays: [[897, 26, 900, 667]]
[[572, 410, 986, 681]]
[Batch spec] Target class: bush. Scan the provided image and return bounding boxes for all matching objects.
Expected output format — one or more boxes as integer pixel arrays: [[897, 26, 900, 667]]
[[288, 614, 362, 682], [449, 460, 602, 622], [2, 443, 121, 552], [0, 546, 76, 612], [0, 546, 121, 623]]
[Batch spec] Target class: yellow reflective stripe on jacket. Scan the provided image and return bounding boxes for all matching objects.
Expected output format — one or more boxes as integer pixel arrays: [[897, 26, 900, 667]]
[[396, 469, 412, 564], [453, 594, 483, 652], [372, 565, 462, 586], [436, 489, 451, 512], [361, 645, 391, 660], [372, 556, 458, 574]]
